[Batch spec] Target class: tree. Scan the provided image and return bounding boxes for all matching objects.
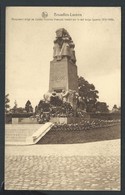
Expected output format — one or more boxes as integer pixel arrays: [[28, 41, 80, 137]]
[[95, 101, 109, 113], [12, 100, 18, 113], [36, 100, 50, 114], [16, 107, 26, 113], [25, 100, 33, 113], [113, 104, 118, 109], [118, 106, 121, 113], [78, 76, 99, 112], [112, 104, 119, 113], [5, 94, 10, 113]]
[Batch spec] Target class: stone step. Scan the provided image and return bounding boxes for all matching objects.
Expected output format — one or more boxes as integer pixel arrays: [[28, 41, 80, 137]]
[[6, 137, 26, 142], [5, 134, 29, 142], [5, 124, 42, 143], [5, 123, 54, 145]]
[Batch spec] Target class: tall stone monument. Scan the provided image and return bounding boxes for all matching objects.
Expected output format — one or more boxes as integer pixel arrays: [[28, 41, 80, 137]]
[[43, 28, 89, 123], [49, 28, 78, 93]]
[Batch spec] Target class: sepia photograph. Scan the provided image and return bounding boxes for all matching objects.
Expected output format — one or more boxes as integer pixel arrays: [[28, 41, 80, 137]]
[[5, 6, 121, 191]]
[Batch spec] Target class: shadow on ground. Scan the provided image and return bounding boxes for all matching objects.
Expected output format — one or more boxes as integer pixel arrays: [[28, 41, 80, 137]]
[[37, 124, 120, 144]]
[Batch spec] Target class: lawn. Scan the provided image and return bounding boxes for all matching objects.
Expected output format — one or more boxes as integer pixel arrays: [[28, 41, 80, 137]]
[[37, 124, 120, 144]]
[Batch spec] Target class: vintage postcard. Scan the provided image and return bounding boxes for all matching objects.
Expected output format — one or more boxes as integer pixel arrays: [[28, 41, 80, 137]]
[[5, 7, 121, 191]]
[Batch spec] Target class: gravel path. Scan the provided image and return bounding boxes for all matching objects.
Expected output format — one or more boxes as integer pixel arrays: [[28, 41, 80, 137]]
[[5, 139, 120, 156], [5, 139, 120, 190]]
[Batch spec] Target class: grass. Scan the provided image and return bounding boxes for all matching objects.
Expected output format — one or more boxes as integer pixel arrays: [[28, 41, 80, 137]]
[[37, 124, 120, 144]]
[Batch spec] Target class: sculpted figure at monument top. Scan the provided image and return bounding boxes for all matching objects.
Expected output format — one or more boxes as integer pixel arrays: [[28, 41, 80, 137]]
[[53, 28, 76, 63]]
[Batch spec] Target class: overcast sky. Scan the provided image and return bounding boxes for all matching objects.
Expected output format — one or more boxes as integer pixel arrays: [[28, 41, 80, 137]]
[[6, 7, 121, 110]]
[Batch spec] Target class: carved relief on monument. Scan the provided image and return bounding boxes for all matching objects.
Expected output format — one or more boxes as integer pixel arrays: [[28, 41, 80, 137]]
[[53, 28, 76, 63]]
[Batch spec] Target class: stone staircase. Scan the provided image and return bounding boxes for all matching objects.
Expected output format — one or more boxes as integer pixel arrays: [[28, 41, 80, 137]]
[[5, 123, 54, 145], [5, 124, 42, 143]]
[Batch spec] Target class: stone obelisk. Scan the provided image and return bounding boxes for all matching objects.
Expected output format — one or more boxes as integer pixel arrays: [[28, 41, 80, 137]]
[[49, 28, 78, 93]]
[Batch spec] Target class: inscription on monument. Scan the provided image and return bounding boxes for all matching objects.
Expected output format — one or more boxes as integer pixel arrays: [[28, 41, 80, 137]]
[[51, 76, 65, 82]]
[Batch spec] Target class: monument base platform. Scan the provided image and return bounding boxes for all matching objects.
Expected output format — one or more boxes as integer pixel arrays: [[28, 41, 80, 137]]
[[12, 117, 38, 124], [50, 115, 90, 124]]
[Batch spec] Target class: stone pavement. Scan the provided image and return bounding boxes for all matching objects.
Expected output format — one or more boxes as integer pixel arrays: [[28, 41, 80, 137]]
[[5, 139, 120, 191]]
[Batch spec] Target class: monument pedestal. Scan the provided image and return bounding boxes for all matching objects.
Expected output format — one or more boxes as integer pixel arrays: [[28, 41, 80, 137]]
[[49, 58, 78, 93], [50, 117, 81, 124], [50, 114, 90, 124]]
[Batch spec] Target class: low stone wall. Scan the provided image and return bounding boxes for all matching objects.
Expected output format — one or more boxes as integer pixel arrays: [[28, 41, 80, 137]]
[[50, 115, 90, 124], [12, 118, 38, 124], [5, 113, 34, 124], [50, 117, 80, 124]]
